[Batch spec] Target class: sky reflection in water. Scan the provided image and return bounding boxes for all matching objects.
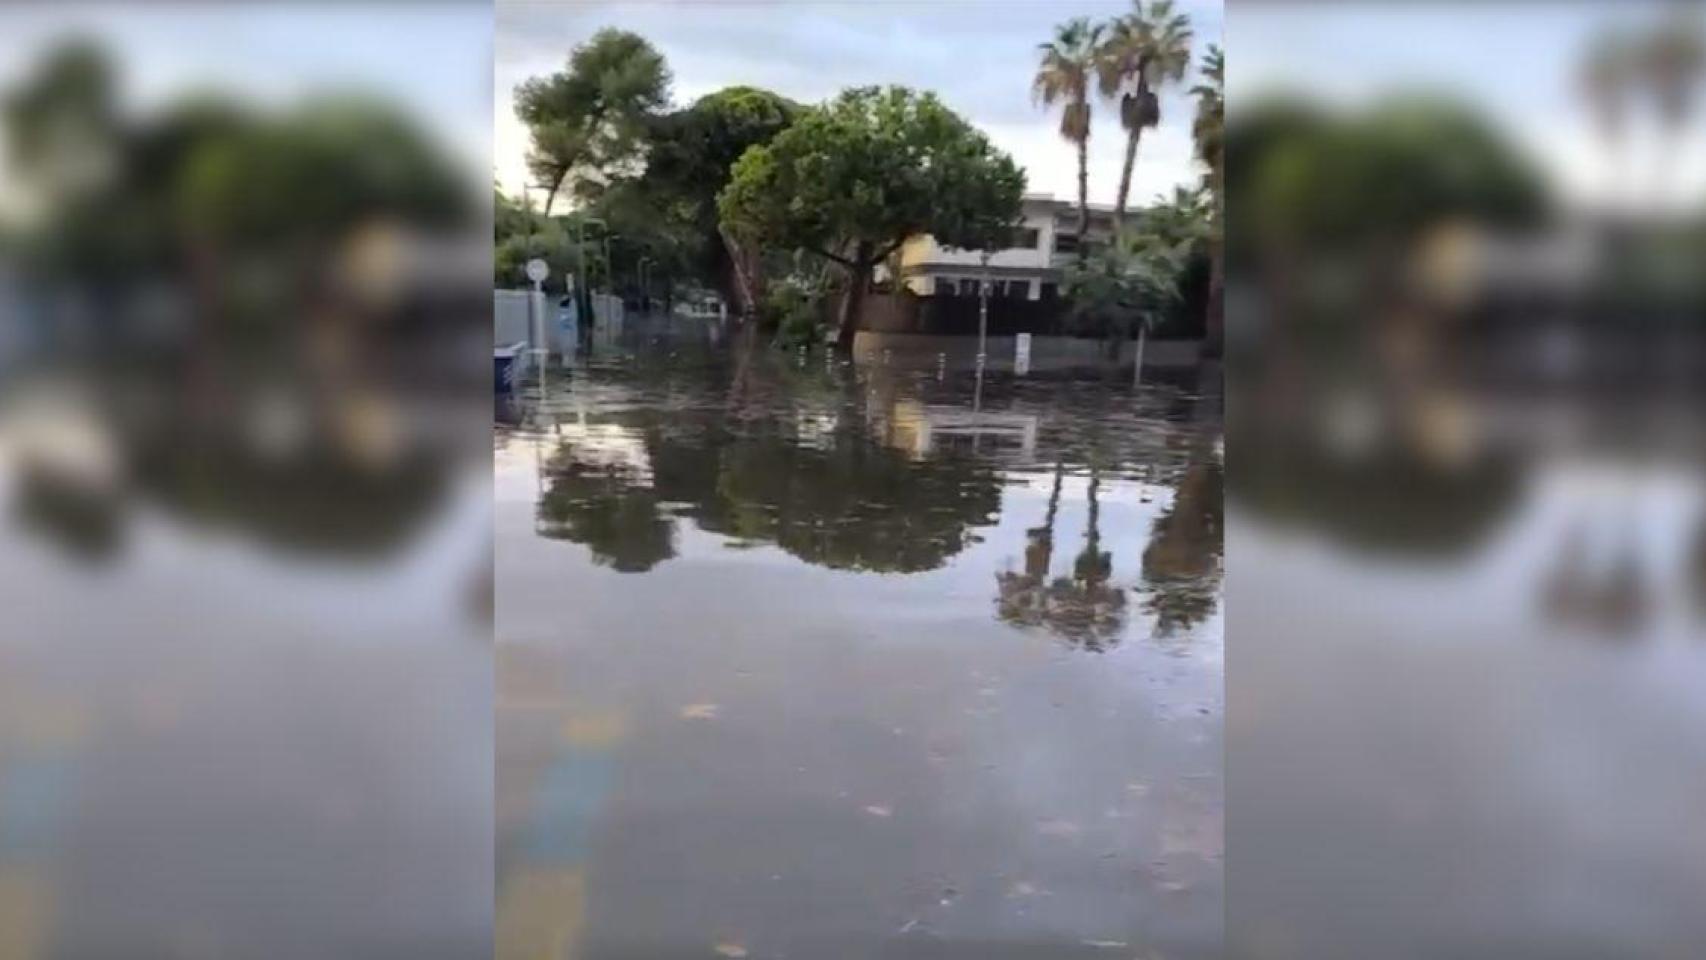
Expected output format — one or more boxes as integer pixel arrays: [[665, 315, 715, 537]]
[[496, 335, 1224, 959]]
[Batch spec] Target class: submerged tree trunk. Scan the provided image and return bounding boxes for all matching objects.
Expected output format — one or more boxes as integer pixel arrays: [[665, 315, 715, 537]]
[[833, 241, 874, 353], [718, 226, 764, 324], [1076, 137, 1091, 263], [725, 320, 762, 413]]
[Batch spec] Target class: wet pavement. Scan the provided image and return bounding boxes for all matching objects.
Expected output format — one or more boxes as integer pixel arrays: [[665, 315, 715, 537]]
[[496, 324, 1224, 959]]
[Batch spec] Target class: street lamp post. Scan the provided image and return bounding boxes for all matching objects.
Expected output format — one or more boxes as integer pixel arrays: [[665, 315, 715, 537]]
[[601, 234, 613, 300]]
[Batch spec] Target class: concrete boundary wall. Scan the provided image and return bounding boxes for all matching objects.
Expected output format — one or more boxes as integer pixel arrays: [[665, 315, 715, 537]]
[[852, 332, 1202, 371]]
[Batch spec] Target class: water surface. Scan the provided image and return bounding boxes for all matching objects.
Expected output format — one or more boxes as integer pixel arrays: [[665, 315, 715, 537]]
[[496, 325, 1225, 959]]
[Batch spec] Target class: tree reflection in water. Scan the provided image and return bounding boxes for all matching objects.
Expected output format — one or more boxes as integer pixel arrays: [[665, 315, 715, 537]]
[[1140, 458, 1224, 638], [536, 452, 675, 573], [535, 405, 1003, 575], [996, 461, 1130, 652], [532, 351, 1231, 651], [14, 393, 451, 564], [1231, 438, 1520, 558]]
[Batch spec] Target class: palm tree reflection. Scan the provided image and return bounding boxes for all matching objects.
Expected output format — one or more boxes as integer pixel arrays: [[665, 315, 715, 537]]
[[1140, 458, 1224, 637], [996, 461, 1130, 651]]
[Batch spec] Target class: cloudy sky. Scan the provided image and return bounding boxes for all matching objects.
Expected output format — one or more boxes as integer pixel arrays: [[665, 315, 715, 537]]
[[1236, 3, 1706, 213], [0, 3, 491, 218], [495, 0, 1225, 207]]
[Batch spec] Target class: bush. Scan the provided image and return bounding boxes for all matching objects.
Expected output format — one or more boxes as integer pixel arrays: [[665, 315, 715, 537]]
[[764, 283, 824, 348]]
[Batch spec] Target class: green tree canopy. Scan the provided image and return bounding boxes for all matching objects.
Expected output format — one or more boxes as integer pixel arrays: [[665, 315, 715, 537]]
[[718, 85, 1024, 348], [514, 28, 671, 214], [1065, 229, 1191, 341], [645, 86, 801, 219], [1232, 96, 1548, 256], [639, 85, 801, 309], [2, 39, 120, 209], [178, 96, 467, 243]]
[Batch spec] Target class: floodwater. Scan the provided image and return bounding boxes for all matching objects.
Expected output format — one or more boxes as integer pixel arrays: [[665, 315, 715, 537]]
[[496, 322, 1225, 959], [1230, 367, 1706, 959], [0, 369, 492, 957]]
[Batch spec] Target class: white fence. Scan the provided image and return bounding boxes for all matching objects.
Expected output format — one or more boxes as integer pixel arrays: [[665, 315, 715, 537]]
[[495, 289, 628, 360], [493, 289, 545, 348], [590, 293, 624, 330]]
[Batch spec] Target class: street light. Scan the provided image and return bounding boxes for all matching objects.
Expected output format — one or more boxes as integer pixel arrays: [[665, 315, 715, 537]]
[[977, 250, 992, 372], [599, 232, 615, 314]]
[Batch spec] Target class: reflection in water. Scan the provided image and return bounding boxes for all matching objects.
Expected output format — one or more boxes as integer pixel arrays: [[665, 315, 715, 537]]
[[1233, 347, 1706, 957], [530, 365, 1007, 575], [5, 375, 456, 565], [1141, 458, 1225, 638], [1233, 427, 1521, 559], [539, 451, 675, 573], [996, 462, 1131, 651], [498, 325, 1224, 958]]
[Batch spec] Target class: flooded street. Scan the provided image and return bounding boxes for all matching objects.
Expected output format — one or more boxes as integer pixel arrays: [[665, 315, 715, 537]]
[[0, 376, 492, 957], [496, 323, 1224, 958], [1231, 375, 1706, 958]]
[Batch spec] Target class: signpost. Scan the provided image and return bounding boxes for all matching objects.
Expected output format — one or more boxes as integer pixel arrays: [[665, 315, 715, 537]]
[[525, 257, 549, 370], [1015, 332, 1032, 376]]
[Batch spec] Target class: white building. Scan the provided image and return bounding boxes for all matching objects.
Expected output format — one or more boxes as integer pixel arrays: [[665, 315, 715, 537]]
[[892, 194, 1118, 301]]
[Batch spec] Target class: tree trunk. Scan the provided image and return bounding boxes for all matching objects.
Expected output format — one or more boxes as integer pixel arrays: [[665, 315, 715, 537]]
[[1204, 237, 1225, 358], [725, 321, 762, 413], [833, 241, 874, 353], [718, 226, 762, 322], [541, 170, 565, 218], [1076, 137, 1090, 264], [1113, 126, 1143, 230]]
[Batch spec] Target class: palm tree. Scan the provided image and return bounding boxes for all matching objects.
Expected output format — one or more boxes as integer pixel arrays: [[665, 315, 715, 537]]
[[1643, 12, 1704, 210], [1192, 44, 1224, 197], [1191, 44, 1225, 356], [1581, 29, 1636, 208], [1582, 31, 1632, 148], [1098, 1, 1194, 229], [1035, 17, 1105, 261]]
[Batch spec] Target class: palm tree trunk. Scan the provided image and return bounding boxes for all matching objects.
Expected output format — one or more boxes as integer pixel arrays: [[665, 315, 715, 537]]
[[1027, 459, 1066, 580], [1205, 236, 1224, 358], [1114, 126, 1143, 229], [1045, 459, 1065, 529], [1085, 466, 1101, 555], [1076, 136, 1090, 264]]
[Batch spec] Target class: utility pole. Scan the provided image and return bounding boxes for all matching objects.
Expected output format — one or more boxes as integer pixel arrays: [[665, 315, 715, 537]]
[[574, 216, 588, 330]]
